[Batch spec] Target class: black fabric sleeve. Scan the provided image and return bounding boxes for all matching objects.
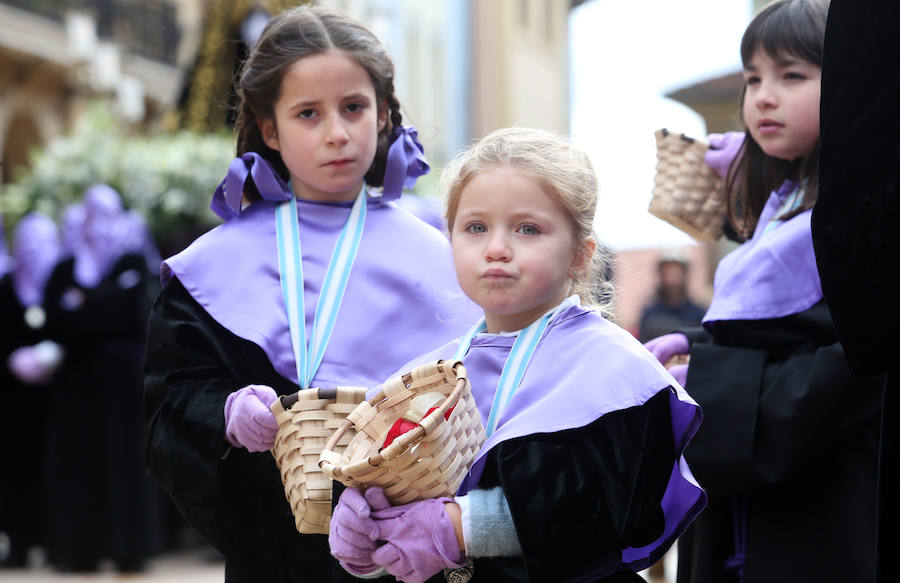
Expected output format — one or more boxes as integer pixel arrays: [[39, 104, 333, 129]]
[[683, 302, 884, 495], [678, 325, 712, 346], [813, 0, 900, 379], [492, 390, 676, 582], [143, 276, 297, 554]]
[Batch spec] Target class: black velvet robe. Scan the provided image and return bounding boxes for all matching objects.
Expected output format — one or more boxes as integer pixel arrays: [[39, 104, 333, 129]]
[[675, 302, 883, 583], [812, 2, 900, 581], [146, 277, 677, 583], [459, 391, 675, 583], [40, 254, 163, 569], [146, 276, 357, 583], [0, 274, 49, 566]]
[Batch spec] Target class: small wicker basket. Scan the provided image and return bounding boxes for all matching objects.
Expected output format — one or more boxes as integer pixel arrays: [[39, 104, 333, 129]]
[[270, 385, 367, 534], [319, 360, 486, 505], [649, 128, 727, 243]]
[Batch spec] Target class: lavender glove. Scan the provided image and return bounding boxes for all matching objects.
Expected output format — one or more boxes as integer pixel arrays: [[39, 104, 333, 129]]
[[643, 333, 690, 367], [330, 487, 382, 577], [366, 487, 463, 583], [668, 363, 689, 387], [705, 131, 746, 180], [223, 385, 279, 452]]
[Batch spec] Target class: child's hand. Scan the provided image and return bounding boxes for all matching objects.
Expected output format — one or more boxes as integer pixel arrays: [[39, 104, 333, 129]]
[[223, 385, 279, 451], [644, 333, 690, 367], [668, 363, 689, 387], [330, 487, 383, 577], [705, 131, 746, 180], [364, 487, 464, 583]]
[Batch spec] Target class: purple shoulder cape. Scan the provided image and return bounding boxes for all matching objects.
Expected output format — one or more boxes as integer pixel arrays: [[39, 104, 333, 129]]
[[703, 182, 823, 325], [163, 197, 480, 389], [395, 304, 705, 571]]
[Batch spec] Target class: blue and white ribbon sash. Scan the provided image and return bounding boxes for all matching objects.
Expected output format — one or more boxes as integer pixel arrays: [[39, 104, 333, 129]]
[[453, 310, 554, 437], [276, 186, 367, 389]]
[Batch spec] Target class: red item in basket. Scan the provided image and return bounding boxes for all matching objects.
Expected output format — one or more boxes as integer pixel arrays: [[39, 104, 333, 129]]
[[382, 406, 455, 448]]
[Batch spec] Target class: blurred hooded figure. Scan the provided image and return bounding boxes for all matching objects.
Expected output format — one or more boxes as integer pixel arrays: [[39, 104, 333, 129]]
[[60, 203, 85, 259], [39, 185, 163, 573], [118, 209, 162, 276], [0, 212, 62, 568]]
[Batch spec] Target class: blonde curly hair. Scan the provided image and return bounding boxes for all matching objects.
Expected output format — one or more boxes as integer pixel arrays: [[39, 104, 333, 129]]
[[442, 127, 613, 313]]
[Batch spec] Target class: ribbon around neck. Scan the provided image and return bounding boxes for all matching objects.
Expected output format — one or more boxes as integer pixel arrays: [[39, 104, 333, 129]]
[[381, 125, 430, 201], [211, 152, 292, 220], [276, 185, 367, 389], [453, 310, 555, 437]]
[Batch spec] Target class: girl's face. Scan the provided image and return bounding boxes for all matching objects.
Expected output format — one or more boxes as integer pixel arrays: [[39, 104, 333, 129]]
[[450, 166, 590, 334], [261, 50, 386, 202], [742, 49, 821, 162]]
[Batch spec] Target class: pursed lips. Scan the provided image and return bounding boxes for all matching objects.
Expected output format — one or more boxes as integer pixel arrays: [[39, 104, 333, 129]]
[[482, 268, 515, 280], [757, 118, 784, 133], [324, 157, 353, 168]]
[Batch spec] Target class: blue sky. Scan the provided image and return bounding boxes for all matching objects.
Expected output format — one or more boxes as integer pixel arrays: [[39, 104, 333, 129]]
[[570, 0, 752, 250]]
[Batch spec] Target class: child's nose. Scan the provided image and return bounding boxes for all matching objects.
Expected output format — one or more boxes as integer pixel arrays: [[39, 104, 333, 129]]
[[754, 81, 777, 109], [484, 233, 512, 261], [324, 114, 350, 145]]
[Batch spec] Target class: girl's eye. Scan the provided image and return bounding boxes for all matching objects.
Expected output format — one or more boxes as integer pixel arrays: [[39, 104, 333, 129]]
[[464, 223, 487, 234], [345, 103, 364, 113], [298, 109, 317, 120], [784, 72, 805, 81], [517, 224, 540, 235], [744, 75, 760, 85]]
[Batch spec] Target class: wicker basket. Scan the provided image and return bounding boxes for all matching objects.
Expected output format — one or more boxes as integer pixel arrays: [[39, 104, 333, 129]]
[[649, 128, 727, 243], [319, 360, 486, 505], [270, 385, 367, 534]]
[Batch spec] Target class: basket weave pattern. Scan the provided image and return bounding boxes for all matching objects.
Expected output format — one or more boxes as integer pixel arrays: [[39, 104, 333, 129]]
[[650, 128, 727, 243], [319, 360, 486, 505], [270, 386, 367, 534]]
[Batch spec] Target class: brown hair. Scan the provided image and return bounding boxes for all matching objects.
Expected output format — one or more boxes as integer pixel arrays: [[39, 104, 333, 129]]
[[724, 0, 829, 239], [233, 5, 403, 201], [442, 127, 614, 313]]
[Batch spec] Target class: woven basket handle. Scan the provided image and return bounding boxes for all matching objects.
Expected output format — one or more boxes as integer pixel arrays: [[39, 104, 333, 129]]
[[319, 360, 467, 477], [278, 387, 339, 410]]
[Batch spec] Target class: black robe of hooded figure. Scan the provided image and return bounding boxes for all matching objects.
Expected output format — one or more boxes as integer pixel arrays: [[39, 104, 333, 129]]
[[0, 274, 49, 567], [146, 277, 678, 583], [811, 2, 900, 582], [40, 253, 162, 570], [675, 301, 883, 583]]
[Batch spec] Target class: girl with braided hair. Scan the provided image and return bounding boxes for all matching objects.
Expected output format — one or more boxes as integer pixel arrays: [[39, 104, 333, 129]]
[[143, 5, 477, 581]]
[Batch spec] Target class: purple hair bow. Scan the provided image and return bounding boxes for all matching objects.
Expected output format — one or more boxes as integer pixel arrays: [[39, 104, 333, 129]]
[[210, 127, 428, 218], [381, 125, 430, 201], [210, 152, 292, 220]]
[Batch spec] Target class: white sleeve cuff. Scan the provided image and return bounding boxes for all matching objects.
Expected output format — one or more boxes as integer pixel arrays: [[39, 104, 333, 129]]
[[458, 487, 522, 557], [346, 566, 387, 579], [456, 493, 473, 556]]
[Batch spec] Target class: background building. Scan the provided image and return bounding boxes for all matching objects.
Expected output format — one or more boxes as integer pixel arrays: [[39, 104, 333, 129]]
[[0, 0, 207, 184], [1, 0, 585, 187]]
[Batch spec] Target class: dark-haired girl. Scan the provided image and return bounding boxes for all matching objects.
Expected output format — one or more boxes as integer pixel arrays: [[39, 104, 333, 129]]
[[143, 5, 477, 581], [644, 1, 883, 581]]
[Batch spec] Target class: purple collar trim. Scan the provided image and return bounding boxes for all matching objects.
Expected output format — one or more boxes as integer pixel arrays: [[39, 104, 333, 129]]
[[703, 181, 823, 325]]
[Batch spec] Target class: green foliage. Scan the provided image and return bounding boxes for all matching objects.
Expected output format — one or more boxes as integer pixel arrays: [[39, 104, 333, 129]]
[[1, 101, 447, 254], [2, 102, 234, 254]]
